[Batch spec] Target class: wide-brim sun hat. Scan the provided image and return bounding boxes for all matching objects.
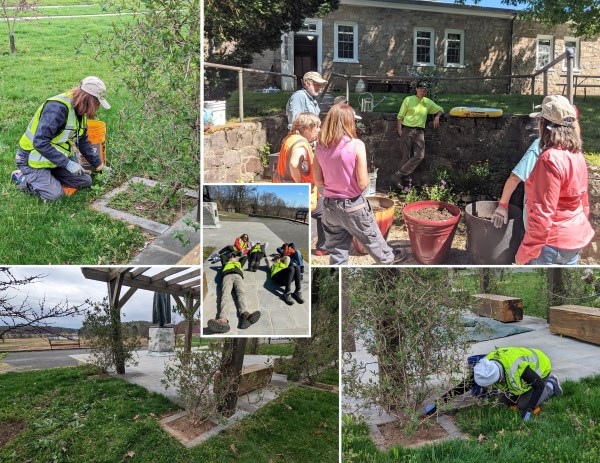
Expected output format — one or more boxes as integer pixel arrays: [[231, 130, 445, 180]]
[[473, 358, 501, 387], [529, 94, 576, 126]]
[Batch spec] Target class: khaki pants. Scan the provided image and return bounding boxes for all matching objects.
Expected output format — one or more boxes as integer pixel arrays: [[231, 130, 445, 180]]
[[220, 273, 248, 318], [398, 127, 425, 176]]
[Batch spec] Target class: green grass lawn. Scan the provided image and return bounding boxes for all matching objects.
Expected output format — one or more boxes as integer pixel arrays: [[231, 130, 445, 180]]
[[0, 11, 197, 263], [0, 365, 339, 463], [256, 342, 295, 356], [226, 92, 600, 155], [343, 374, 600, 462], [314, 366, 339, 386]]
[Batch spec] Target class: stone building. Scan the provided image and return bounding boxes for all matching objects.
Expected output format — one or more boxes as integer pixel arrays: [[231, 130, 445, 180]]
[[249, 0, 600, 95]]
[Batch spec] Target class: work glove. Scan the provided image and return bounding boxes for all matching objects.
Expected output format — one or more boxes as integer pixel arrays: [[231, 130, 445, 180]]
[[491, 202, 509, 228], [93, 163, 113, 177], [66, 160, 85, 176], [521, 408, 533, 421]]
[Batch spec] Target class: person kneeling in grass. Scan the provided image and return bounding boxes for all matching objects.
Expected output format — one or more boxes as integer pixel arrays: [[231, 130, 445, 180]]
[[267, 254, 304, 305], [207, 252, 261, 333]]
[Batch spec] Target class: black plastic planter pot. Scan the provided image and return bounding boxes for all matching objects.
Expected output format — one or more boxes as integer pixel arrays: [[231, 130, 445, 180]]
[[465, 201, 525, 265]]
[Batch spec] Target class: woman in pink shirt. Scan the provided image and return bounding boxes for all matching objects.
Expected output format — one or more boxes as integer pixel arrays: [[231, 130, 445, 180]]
[[515, 96, 593, 265], [313, 103, 405, 265]]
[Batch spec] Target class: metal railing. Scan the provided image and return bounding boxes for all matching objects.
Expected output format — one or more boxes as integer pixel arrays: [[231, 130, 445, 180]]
[[204, 48, 575, 120], [204, 62, 297, 122]]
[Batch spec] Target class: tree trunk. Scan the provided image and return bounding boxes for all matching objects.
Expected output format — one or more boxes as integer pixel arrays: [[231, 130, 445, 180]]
[[479, 268, 492, 293], [547, 268, 565, 323], [184, 316, 193, 354], [218, 338, 246, 417], [9, 32, 16, 55], [342, 269, 356, 353], [246, 338, 259, 355]]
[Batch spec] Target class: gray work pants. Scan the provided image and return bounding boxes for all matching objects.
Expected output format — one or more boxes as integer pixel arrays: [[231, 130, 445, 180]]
[[322, 195, 395, 265], [16, 148, 92, 201], [397, 127, 425, 176], [220, 273, 248, 318]]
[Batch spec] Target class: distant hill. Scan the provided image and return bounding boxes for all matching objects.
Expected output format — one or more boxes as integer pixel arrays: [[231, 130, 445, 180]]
[[0, 325, 79, 338]]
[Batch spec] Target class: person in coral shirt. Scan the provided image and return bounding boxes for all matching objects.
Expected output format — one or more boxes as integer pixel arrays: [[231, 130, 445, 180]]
[[515, 96, 593, 265]]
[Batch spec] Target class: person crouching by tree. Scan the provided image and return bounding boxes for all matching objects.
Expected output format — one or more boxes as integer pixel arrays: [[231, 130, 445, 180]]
[[12, 76, 112, 200], [206, 252, 261, 334], [267, 254, 304, 305]]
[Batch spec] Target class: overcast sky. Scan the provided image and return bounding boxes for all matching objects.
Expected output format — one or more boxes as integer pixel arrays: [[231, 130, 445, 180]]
[[1, 267, 186, 329]]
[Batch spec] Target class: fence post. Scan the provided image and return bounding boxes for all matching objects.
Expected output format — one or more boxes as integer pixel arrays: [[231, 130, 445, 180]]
[[543, 71, 548, 97], [566, 47, 574, 104], [238, 70, 244, 122], [346, 77, 350, 102], [531, 76, 535, 98]]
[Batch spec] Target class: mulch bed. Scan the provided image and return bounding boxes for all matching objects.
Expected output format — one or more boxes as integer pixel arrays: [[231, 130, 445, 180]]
[[378, 418, 449, 449], [0, 420, 26, 448], [163, 414, 216, 442]]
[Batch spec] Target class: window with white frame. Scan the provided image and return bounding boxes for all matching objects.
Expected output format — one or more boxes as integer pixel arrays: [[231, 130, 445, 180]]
[[413, 28, 435, 66], [563, 37, 580, 70], [334, 22, 358, 63], [536, 35, 553, 69], [444, 29, 464, 67]]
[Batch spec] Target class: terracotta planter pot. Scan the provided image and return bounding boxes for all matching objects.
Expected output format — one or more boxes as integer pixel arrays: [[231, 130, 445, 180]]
[[402, 200, 461, 264], [465, 201, 524, 264], [352, 196, 396, 255]]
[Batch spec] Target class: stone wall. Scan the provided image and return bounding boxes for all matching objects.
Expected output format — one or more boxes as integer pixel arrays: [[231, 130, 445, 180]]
[[203, 116, 288, 182]]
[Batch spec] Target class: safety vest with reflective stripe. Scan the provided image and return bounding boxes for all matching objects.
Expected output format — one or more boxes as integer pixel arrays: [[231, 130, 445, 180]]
[[223, 260, 242, 273], [270, 262, 287, 278], [234, 237, 248, 252], [19, 93, 87, 168], [249, 244, 262, 254], [273, 134, 314, 184], [486, 347, 551, 395]]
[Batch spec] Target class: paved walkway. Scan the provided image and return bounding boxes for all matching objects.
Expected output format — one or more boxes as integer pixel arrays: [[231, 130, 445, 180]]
[[344, 315, 600, 427], [203, 220, 310, 336], [70, 350, 289, 414], [2, 348, 88, 372]]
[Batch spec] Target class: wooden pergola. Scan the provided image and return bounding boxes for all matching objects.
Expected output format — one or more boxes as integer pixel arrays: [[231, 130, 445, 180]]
[[82, 267, 201, 373]]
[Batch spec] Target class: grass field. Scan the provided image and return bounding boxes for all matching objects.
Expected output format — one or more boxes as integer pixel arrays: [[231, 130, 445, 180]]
[[343, 374, 600, 462], [226, 91, 600, 156], [0, 6, 198, 264], [0, 366, 339, 463]]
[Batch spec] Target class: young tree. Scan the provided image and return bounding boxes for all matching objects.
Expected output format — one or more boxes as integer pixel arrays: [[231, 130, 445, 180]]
[[0, 0, 39, 54], [458, 0, 600, 37], [0, 268, 84, 342]]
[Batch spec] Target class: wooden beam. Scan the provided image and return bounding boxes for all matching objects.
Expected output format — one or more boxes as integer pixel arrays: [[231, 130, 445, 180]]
[[549, 305, 600, 345], [130, 267, 152, 278], [149, 268, 184, 282], [472, 294, 523, 322], [119, 287, 138, 308]]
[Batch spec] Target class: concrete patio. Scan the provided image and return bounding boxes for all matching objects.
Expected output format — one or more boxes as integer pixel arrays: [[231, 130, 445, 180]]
[[203, 219, 310, 336]]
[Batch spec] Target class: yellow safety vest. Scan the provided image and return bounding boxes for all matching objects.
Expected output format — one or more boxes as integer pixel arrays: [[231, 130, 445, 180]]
[[486, 347, 552, 396], [223, 260, 242, 273], [270, 262, 287, 278], [249, 244, 262, 254], [19, 93, 87, 169]]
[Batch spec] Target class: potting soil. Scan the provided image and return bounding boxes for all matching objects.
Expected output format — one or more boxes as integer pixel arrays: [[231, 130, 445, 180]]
[[405, 206, 455, 221]]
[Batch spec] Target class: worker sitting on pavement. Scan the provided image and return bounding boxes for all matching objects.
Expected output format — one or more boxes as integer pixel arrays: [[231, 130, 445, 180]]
[[206, 252, 261, 334], [266, 254, 304, 305], [12, 76, 112, 201], [276, 242, 304, 277], [428, 347, 562, 422], [210, 234, 251, 263]]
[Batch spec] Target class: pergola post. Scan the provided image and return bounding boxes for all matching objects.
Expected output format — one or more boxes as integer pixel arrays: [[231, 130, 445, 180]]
[[218, 338, 247, 417]]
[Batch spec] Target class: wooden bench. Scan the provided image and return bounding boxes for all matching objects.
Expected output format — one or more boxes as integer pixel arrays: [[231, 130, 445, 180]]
[[295, 210, 308, 223], [48, 335, 81, 349], [549, 305, 600, 345], [560, 74, 600, 101], [472, 294, 523, 322]]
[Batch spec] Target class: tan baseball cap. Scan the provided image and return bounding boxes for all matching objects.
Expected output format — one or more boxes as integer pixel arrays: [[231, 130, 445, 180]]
[[80, 76, 110, 109], [303, 71, 327, 84], [529, 94, 576, 126]]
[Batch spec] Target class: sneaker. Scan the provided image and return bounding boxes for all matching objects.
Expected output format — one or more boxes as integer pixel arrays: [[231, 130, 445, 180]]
[[11, 170, 27, 191], [391, 248, 407, 264], [282, 293, 294, 305], [548, 374, 563, 396], [239, 311, 261, 329], [292, 291, 305, 304], [313, 249, 329, 256], [207, 318, 230, 334]]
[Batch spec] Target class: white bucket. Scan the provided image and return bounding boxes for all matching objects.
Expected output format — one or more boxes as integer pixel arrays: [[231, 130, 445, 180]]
[[365, 170, 378, 196], [204, 100, 226, 126]]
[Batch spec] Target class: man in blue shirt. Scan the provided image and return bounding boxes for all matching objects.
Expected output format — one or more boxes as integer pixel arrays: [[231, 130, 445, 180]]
[[286, 71, 326, 128]]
